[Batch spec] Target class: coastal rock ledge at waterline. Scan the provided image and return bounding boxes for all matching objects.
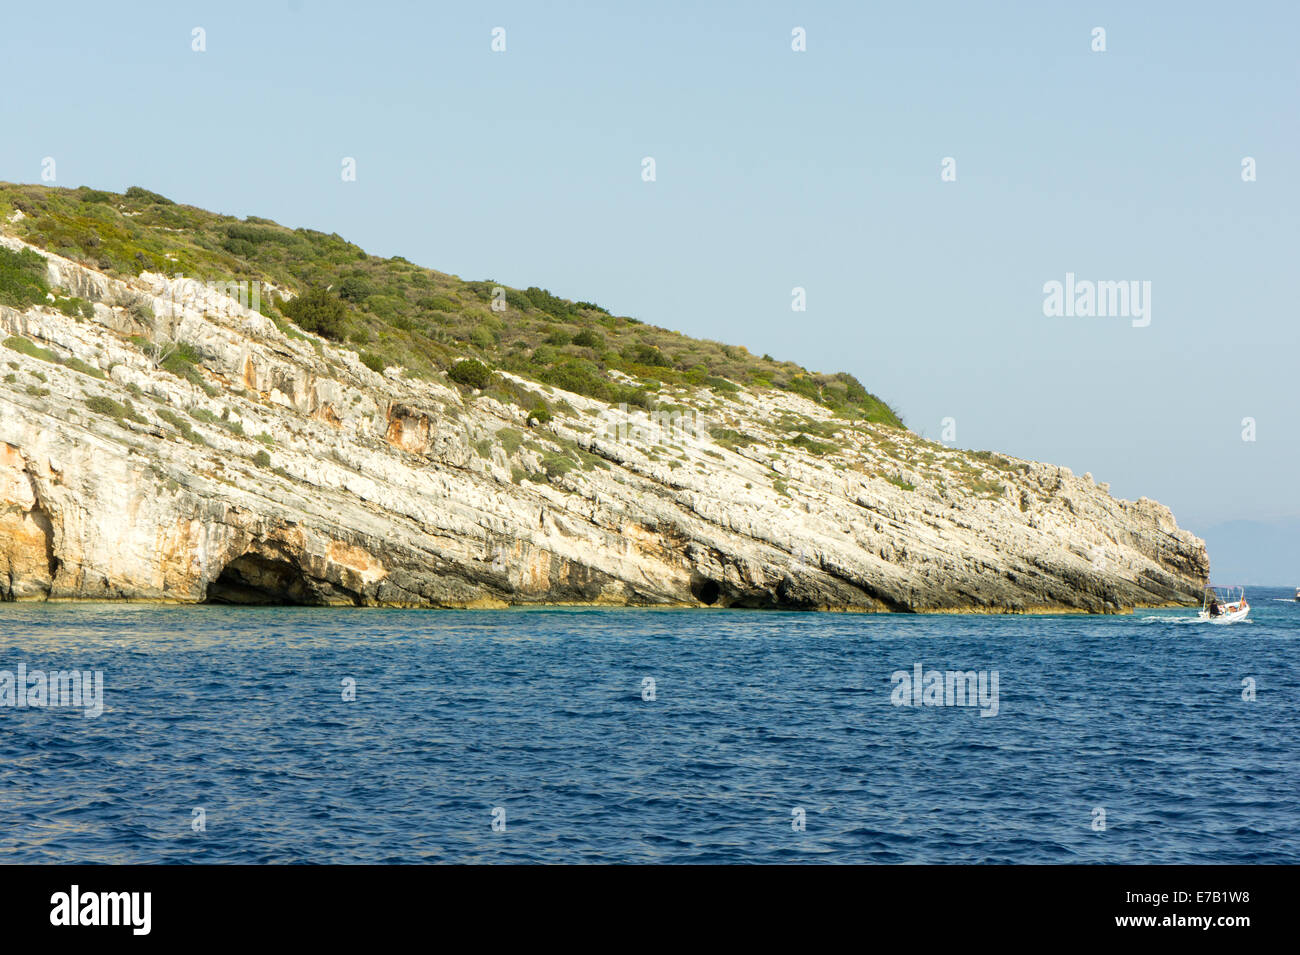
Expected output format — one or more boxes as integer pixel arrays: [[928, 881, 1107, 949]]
[[0, 240, 1207, 611]]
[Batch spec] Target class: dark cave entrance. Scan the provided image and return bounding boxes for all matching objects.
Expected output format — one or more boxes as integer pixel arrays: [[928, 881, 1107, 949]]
[[690, 572, 721, 606], [205, 553, 321, 606]]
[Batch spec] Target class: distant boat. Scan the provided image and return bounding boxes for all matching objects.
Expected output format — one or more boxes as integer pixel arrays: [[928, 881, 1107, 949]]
[[1295, 587, 1299, 602], [1198, 585, 1250, 624]]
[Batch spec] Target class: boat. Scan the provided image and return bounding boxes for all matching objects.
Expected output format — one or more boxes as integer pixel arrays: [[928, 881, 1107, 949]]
[[1197, 585, 1250, 624], [1295, 587, 1299, 602]]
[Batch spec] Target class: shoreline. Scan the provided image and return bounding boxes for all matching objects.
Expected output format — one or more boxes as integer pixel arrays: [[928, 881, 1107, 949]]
[[2, 596, 1201, 615]]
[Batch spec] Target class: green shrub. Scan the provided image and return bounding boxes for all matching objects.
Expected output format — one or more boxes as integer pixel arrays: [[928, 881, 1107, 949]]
[[108, 289, 153, 322], [157, 407, 206, 445], [170, 342, 202, 365], [252, 449, 272, 468], [0, 247, 50, 309], [338, 275, 373, 302], [359, 351, 386, 373], [541, 453, 575, 479], [124, 186, 174, 205], [614, 385, 656, 410], [784, 375, 821, 402], [364, 293, 407, 321], [3, 336, 58, 363], [281, 288, 348, 339], [574, 446, 610, 470], [161, 346, 207, 386], [623, 343, 671, 367], [448, 358, 493, 389], [504, 289, 533, 312], [62, 356, 105, 379], [529, 344, 559, 365], [497, 428, 523, 454], [524, 286, 576, 319], [419, 294, 459, 312], [789, 433, 835, 456], [2, 335, 105, 378], [56, 296, 94, 319], [85, 395, 144, 424], [539, 358, 609, 400], [711, 427, 755, 449]]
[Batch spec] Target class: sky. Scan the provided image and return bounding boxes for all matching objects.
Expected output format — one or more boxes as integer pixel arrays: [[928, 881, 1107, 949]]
[[2, 1, 1296, 579]]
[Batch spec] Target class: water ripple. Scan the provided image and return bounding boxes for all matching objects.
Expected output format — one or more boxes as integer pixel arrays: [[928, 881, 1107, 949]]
[[0, 594, 1297, 862]]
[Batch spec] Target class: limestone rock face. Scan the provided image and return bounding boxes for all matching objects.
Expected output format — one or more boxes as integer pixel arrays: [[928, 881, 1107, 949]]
[[0, 237, 1208, 611], [0, 441, 56, 599]]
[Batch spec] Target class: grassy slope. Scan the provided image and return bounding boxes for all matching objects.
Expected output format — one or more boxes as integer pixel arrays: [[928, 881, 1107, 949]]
[[0, 182, 903, 428]]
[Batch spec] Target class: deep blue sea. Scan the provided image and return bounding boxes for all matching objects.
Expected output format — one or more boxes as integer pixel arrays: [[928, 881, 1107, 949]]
[[1, 589, 1297, 864]]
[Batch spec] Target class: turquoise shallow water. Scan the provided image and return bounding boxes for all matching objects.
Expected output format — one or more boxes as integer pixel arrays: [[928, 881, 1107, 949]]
[[0, 590, 1297, 863]]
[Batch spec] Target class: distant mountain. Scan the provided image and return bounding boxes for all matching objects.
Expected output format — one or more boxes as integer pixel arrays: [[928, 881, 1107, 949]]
[[1201, 519, 1300, 586]]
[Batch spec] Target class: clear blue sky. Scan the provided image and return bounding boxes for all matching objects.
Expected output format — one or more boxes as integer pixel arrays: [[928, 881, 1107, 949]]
[[3, 1, 1297, 558]]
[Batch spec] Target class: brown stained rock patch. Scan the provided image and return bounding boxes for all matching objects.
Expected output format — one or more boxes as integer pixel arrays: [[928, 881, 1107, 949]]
[[151, 516, 210, 600], [0, 443, 56, 599], [0, 443, 37, 510], [520, 545, 552, 593], [385, 403, 431, 453], [313, 402, 342, 428], [326, 539, 387, 585]]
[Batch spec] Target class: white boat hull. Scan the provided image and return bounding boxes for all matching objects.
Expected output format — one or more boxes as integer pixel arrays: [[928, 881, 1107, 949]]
[[1198, 605, 1249, 624]]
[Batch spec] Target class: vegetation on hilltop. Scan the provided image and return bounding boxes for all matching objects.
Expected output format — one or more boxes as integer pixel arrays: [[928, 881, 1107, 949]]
[[0, 182, 903, 427]]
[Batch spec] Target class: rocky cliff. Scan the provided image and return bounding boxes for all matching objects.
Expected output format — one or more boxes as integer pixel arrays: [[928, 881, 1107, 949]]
[[0, 233, 1208, 611]]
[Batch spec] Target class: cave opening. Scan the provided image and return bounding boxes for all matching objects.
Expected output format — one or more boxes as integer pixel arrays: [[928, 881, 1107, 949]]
[[205, 553, 321, 606], [690, 572, 721, 606]]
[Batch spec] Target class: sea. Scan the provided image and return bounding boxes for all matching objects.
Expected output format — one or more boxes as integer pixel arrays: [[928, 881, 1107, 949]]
[[1, 587, 1296, 864]]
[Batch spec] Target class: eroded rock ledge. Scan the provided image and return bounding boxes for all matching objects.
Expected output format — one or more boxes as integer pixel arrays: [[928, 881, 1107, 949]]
[[0, 238, 1208, 611]]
